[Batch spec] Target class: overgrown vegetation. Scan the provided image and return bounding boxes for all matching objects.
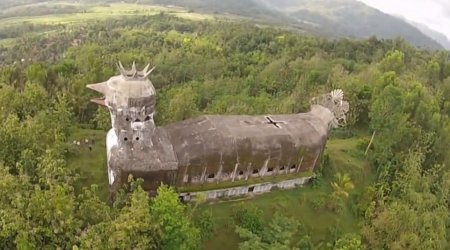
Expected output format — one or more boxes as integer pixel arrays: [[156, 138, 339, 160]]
[[0, 7, 449, 250]]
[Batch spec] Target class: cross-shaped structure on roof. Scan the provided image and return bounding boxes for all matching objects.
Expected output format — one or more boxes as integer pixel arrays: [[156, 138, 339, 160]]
[[264, 116, 286, 128]]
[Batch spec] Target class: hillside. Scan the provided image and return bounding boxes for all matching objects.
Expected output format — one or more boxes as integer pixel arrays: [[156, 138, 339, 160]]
[[408, 20, 450, 50], [0, 0, 445, 49], [259, 0, 443, 49], [139, 0, 444, 49]]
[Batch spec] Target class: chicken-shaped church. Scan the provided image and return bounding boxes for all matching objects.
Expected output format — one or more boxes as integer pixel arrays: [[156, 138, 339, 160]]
[[87, 63, 349, 199]]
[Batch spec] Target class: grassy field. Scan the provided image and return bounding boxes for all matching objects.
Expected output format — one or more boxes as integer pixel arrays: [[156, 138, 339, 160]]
[[0, 3, 156, 26], [67, 127, 109, 199], [67, 127, 374, 248], [199, 187, 360, 249], [0, 3, 214, 26], [0, 2, 216, 47]]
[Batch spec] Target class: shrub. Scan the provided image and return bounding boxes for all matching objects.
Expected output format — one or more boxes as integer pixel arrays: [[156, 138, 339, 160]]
[[331, 128, 355, 139], [356, 138, 369, 151], [316, 153, 331, 179], [310, 193, 327, 210], [325, 194, 344, 213], [311, 174, 323, 188], [232, 203, 264, 235], [194, 209, 216, 240], [334, 233, 364, 250]]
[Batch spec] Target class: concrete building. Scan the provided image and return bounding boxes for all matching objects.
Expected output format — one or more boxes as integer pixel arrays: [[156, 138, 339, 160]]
[[87, 63, 349, 199]]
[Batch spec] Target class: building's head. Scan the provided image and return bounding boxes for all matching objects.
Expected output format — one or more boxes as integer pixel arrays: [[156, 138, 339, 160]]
[[87, 62, 157, 148]]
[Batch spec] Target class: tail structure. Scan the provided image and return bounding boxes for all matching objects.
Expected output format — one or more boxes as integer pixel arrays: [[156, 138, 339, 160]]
[[310, 89, 349, 128]]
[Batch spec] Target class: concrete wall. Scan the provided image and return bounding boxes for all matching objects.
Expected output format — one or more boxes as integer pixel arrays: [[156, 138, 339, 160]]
[[179, 176, 312, 202]]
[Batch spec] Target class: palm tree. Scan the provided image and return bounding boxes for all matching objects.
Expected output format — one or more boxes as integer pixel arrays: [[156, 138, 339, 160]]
[[331, 172, 355, 199]]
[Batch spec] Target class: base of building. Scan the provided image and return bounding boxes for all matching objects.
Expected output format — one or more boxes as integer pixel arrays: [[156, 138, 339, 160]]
[[179, 176, 314, 202]]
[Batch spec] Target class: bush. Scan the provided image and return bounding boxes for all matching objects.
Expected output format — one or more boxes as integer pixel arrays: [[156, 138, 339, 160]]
[[334, 233, 364, 250], [331, 128, 355, 139], [325, 194, 344, 213], [194, 209, 216, 240], [316, 153, 331, 179], [232, 203, 264, 235], [311, 174, 323, 188], [93, 108, 111, 131], [356, 138, 369, 152], [310, 193, 327, 210]]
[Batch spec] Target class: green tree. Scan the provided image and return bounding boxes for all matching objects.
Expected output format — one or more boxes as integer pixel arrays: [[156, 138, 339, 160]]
[[236, 213, 313, 250], [93, 107, 111, 131], [379, 50, 405, 74], [151, 185, 200, 250], [25, 63, 47, 86], [333, 234, 363, 250], [0, 162, 80, 249], [80, 185, 161, 250], [51, 92, 74, 138], [15, 82, 49, 119], [362, 151, 449, 250], [368, 73, 409, 166], [163, 86, 199, 122]]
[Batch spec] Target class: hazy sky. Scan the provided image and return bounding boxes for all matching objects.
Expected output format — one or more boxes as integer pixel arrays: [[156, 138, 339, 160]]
[[358, 0, 450, 39]]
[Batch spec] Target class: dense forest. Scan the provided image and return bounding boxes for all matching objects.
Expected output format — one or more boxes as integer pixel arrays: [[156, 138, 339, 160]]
[[0, 13, 449, 249]]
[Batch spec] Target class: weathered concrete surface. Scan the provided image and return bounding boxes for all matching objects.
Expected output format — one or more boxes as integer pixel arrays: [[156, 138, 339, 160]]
[[164, 113, 328, 186], [179, 176, 313, 201], [87, 64, 349, 196]]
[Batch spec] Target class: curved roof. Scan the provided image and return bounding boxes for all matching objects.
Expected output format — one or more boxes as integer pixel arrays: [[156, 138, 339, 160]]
[[164, 112, 329, 169]]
